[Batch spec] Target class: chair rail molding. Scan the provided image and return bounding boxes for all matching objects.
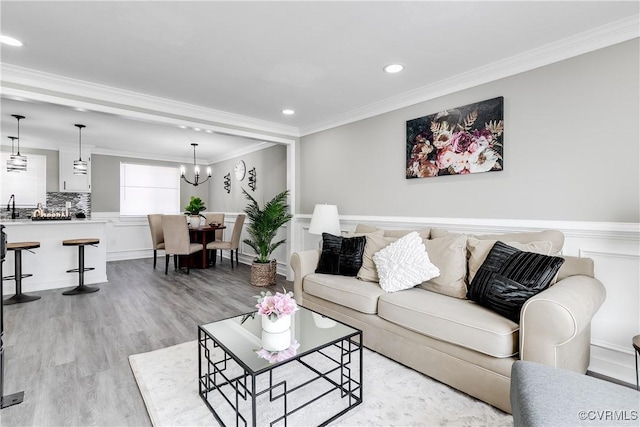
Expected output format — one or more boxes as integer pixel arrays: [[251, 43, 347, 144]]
[[292, 213, 640, 386]]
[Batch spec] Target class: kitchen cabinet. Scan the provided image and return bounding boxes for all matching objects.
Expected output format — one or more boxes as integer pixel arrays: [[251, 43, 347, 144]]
[[59, 149, 91, 192]]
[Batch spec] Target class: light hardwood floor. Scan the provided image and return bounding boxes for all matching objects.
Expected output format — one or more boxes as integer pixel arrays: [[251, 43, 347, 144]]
[[1, 258, 292, 426]]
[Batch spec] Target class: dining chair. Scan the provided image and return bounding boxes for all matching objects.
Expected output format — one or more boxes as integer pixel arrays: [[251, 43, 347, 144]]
[[161, 215, 203, 274], [147, 214, 165, 269], [205, 212, 225, 263], [206, 214, 245, 268], [205, 212, 225, 241]]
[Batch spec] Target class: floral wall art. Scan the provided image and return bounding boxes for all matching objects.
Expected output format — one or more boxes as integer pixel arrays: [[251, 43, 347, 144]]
[[406, 97, 504, 179]]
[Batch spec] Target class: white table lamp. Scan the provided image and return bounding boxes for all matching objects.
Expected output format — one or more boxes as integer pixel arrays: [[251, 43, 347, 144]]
[[308, 204, 341, 236]]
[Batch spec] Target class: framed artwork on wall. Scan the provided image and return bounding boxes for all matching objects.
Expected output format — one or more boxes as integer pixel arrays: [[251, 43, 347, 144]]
[[406, 96, 504, 179]]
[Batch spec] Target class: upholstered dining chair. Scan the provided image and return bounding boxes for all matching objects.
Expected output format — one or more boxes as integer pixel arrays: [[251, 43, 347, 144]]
[[161, 215, 203, 275], [147, 214, 165, 269], [205, 212, 225, 263], [206, 214, 245, 268], [205, 212, 225, 241]]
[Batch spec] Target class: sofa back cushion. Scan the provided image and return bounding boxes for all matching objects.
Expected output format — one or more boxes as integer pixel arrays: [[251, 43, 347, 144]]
[[431, 228, 564, 255], [357, 234, 398, 282], [419, 234, 468, 299], [354, 223, 430, 239]]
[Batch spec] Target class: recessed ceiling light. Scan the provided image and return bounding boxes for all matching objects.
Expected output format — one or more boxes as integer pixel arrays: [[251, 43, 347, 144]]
[[0, 35, 23, 47], [74, 107, 88, 112], [282, 109, 295, 115], [205, 129, 213, 134], [193, 127, 201, 132], [179, 125, 187, 129], [383, 64, 404, 74]]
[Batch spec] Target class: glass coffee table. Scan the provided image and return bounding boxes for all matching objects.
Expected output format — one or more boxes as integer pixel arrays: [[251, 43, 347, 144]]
[[198, 307, 362, 426]]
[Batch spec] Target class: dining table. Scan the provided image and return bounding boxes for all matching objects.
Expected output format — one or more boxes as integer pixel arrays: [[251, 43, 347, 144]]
[[188, 224, 227, 269]]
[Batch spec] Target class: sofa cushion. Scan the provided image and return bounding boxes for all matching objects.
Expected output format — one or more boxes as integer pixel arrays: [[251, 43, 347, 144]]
[[378, 287, 519, 358], [467, 241, 565, 323], [315, 233, 366, 276], [303, 273, 386, 314], [467, 238, 553, 284], [353, 223, 430, 239], [431, 228, 564, 255], [373, 232, 440, 293], [419, 234, 468, 299], [357, 234, 398, 282]]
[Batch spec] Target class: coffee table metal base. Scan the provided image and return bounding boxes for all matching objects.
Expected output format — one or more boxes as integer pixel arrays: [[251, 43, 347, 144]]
[[198, 329, 362, 426]]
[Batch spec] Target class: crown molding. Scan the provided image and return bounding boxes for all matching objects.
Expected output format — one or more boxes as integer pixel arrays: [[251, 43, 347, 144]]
[[0, 64, 301, 138], [299, 15, 639, 136]]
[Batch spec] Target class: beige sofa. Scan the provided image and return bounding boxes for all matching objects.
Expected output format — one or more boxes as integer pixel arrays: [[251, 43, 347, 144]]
[[291, 228, 606, 413]]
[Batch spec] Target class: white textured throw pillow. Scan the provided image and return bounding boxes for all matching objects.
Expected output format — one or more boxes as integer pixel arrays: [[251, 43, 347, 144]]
[[373, 232, 440, 293]]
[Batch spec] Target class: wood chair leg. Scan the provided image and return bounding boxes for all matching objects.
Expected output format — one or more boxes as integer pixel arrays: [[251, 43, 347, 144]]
[[230, 249, 234, 268], [165, 254, 170, 275], [173, 254, 178, 270], [236, 249, 239, 266], [153, 249, 157, 269]]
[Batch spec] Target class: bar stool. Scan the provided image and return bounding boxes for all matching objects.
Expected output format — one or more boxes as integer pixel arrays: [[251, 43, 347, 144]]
[[2, 241, 41, 305], [62, 238, 100, 295]]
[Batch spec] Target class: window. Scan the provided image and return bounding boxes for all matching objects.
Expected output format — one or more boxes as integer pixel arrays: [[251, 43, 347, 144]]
[[0, 153, 46, 207], [120, 163, 180, 216]]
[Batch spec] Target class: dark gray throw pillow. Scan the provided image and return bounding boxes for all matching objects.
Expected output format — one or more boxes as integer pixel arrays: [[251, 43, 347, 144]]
[[315, 233, 366, 276], [467, 241, 565, 323]]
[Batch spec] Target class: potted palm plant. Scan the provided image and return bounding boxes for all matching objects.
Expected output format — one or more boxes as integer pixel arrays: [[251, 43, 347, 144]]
[[243, 189, 292, 286], [184, 196, 206, 227]]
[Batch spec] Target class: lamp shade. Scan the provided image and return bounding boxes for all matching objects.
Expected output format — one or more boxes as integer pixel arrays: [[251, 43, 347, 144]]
[[308, 204, 341, 236]]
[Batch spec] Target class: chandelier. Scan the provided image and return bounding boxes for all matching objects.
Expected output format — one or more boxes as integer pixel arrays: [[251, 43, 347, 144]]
[[73, 124, 88, 175], [180, 143, 211, 186], [7, 115, 27, 172]]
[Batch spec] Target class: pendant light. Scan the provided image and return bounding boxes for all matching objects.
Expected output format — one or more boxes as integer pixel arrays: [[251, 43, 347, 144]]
[[180, 143, 211, 186], [6, 136, 18, 172], [73, 124, 88, 175], [8, 115, 27, 172]]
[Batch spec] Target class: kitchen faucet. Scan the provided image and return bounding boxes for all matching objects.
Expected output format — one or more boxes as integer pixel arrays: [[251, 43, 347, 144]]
[[6, 194, 16, 219]]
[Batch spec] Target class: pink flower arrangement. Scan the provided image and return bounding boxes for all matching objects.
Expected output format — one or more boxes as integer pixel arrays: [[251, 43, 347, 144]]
[[255, 289, 298, 322], [256, 339, 300, 363]]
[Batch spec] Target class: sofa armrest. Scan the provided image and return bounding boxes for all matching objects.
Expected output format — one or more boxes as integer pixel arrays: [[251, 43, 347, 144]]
[[290, 250, 321, 305], [519, 275, 606, 372]]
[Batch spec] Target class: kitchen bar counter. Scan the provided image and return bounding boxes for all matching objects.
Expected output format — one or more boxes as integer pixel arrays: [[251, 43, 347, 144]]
[[1, 219, 107, 295]]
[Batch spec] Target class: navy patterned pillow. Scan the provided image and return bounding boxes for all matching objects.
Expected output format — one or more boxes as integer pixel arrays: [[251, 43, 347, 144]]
[[316, 233, 366, 276], [467, 241, 565, 323]]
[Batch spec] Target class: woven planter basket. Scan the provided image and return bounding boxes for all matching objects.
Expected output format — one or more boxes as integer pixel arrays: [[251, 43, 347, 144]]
[[250, 259, 277, 287]]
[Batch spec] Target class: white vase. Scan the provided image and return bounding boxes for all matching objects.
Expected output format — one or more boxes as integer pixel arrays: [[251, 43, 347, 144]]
[[261, 330, 291, 352], [262, 314, 291, 333]]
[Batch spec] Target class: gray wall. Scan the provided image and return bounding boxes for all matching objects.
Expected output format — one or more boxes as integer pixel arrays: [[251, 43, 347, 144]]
[[91, 154, 209, 212], [91, 144, 286, 213], [208, 144, 288, 212], [299, 40, 639, 223]]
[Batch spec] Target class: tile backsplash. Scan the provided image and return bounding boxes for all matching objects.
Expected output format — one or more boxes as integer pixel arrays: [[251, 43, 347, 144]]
[[5, 192, 91, 219]]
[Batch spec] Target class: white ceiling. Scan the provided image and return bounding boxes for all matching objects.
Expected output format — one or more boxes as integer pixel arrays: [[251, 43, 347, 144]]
[[0, 1, 638, 162]]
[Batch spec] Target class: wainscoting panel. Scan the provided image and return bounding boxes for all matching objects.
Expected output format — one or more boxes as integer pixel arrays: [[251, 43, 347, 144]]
[[291, 215, 640, 385]]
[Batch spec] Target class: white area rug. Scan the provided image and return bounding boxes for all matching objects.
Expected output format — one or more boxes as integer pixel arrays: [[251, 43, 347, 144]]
[[129, 341, 511, 426]]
